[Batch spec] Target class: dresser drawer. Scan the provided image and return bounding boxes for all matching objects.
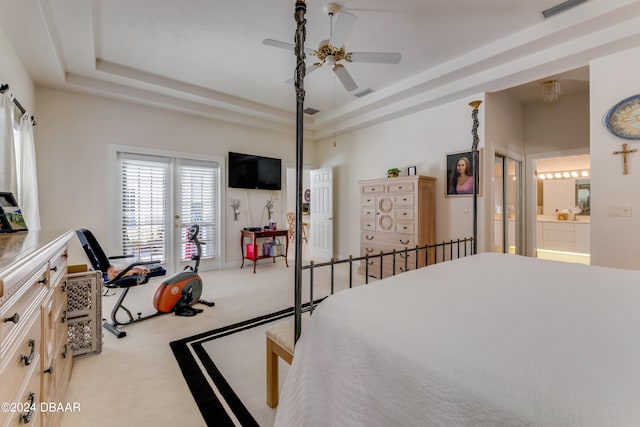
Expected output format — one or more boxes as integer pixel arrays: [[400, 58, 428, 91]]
[[0, 365, 41, 427], [362, 195, 375, 206], [0, 312, 41, 404], [362, 232, 416, 248], [362, 207, 376, 219], [396, 208, 414, 220], [0, 265, 48, 362], [361, 184, 385, 194], [387, 181, 414, 193], [49, 247, 68, 289], [362, 220, 375, 231], [395, 194, 414, 206], [395, 221, 415, 235]]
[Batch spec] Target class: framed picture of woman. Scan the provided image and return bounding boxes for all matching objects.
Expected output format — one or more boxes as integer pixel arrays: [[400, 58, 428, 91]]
[[445, 150, 481, 197]]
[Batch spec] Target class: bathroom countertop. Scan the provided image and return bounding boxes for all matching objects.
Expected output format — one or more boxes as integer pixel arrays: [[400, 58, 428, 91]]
[[537, 215, 590, 224]]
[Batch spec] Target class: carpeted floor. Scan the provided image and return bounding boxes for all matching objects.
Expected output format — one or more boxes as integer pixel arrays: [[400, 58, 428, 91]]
[[170, 306, 311, 426], [61, 253, 368, 426]]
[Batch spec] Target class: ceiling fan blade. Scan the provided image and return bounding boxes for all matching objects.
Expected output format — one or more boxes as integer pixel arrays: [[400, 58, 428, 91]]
[[333, 64, 358, 92], [348, 52, 401, 64], [263, 38, 314, 55], [330, 11, 356, 48], [286, 63, 320, 83]]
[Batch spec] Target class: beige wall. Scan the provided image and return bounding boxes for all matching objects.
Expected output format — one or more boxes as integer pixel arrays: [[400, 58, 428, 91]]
[[315, 95, 486, 260], [0, 26, 34, 114], [590, 45, 640, 269], [34, 88, 315, 267]]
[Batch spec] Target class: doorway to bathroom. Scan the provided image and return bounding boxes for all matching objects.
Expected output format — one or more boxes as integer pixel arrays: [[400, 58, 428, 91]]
[[531, 152, 590, 265]]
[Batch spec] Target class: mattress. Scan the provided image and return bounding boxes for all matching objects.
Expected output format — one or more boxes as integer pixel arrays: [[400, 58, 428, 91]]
[[274, 253, 640, 427]]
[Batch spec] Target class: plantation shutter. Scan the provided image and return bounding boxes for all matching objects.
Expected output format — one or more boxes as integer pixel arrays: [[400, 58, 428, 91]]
[[120, 155, 169, 262], [178, 160, 218, 261]]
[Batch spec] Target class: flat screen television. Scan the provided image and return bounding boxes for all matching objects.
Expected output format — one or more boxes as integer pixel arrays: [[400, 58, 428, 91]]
[[228, 152, 282, 190]]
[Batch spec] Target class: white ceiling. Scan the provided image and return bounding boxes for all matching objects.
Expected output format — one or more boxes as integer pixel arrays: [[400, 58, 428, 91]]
[[2, 0, 640, 139]]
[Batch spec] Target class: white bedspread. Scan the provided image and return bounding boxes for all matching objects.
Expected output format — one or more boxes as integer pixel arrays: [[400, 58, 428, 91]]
[[274, 253, 640, 427]]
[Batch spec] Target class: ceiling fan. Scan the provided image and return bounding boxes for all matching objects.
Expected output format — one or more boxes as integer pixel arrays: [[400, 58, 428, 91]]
[[263, 3, 401, 92]]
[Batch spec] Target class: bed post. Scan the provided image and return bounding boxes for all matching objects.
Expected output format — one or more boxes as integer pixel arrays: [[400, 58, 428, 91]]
[[293, 0, 307, 343], [469, 100, 482, 255]]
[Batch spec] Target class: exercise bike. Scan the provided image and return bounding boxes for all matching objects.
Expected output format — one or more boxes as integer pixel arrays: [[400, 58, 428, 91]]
[[153, 224, 215, 316], [79, 224, 214, 338]]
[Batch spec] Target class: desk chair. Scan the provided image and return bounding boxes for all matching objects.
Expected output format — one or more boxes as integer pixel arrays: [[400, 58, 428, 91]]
[[286, 212, 307, 242], [75, 229, 166, 337]]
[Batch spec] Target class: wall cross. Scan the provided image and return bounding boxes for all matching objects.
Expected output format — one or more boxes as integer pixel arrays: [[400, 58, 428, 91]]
[[613, 143, 637, 175]]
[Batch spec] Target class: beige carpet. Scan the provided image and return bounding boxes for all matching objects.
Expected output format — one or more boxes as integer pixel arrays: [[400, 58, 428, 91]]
[[61, 253, 370, 427]]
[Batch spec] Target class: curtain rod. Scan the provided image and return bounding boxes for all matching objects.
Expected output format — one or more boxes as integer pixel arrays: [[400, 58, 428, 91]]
[[0, 83, 37, 125]]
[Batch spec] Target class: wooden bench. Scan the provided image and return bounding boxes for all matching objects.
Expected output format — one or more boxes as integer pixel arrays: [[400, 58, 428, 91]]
[[266, 317, 306, 407]]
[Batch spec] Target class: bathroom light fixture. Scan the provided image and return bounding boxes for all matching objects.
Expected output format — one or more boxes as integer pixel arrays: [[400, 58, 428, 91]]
[[537, 170, 589, 179], [542, 80, 561, 102]]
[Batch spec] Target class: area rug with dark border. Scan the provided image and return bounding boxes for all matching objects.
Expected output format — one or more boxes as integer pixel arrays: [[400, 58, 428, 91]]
[[170, 302, 321, 427]]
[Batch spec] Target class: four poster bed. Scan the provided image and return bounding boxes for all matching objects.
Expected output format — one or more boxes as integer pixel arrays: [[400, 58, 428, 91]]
[[275, 253, 640, 426], [276, 1, 640, 425]]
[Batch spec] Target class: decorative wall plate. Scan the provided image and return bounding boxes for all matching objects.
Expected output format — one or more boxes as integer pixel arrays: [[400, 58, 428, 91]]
[[604, 94, 640, 140]]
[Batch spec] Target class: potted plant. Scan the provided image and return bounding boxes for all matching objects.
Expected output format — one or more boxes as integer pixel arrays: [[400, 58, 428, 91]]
[[387, 167, 401, 178]]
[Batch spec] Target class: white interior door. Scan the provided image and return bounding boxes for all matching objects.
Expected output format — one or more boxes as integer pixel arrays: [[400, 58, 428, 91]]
[[310, 167, 333, 260]]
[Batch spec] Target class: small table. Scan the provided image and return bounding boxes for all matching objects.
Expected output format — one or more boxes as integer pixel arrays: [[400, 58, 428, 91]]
[[241, 229, 289, 273]]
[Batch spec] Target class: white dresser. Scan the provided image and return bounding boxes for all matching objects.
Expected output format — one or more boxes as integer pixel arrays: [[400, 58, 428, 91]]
[[358, 176, 436, 278], [0, 230, 73, 427]]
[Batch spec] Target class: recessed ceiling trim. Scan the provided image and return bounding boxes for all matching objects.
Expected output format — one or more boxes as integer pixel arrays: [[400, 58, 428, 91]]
[[95, 59, 293, 123]]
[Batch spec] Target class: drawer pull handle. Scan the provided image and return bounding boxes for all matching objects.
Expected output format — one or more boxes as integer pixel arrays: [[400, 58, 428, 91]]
[[3, 312, 20, 324], [61, 310, 67, 323], [61, 282, 67, 292], [398, 186, 403, 189], [399, 253, 409, 259], [62, 344, 69, 359], [20, 339, 36, 366], [50, 266, 58, 272], [44, 366, 54, 375], [39, 277, 49, 285], [402, 212, 407, 216], [19, 392, 35, 424], [365, 235, 374, 241], [368, 261, 375, 265], [365, 248, 374, 253], [400, 239, 410, 245]]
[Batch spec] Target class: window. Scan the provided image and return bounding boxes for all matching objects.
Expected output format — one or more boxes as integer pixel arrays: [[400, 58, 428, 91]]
[[115, 148, 221, 272], [120, 154, 169, 262]]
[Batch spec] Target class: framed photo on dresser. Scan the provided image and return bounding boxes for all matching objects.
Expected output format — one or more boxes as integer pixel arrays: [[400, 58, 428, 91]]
[[0, 192, 28, 232], [445, 150, 481, 197]]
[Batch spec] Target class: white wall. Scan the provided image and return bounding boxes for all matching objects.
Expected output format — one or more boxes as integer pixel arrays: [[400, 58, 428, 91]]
[[34, 88, 316, 267], [590, 45, 640, 269], [0, 26, 34, 114], [316, 95, 486, 260], [484, 91, 525, 253], [524, 92, 591, 155]]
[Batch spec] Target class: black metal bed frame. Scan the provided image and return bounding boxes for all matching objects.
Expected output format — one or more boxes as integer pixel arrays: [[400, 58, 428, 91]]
[[299, 237, 475, 316]]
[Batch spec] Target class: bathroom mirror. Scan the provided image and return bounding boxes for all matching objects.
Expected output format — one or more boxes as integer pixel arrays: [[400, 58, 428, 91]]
[[576, 179, 590, 214]]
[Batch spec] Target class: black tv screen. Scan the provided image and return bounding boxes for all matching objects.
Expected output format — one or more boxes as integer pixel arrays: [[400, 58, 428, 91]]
[[228, 152, 282, 190]]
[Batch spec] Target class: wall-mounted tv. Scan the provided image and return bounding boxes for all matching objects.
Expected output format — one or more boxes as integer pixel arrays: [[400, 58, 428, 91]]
[[228, 151, 282, 190]]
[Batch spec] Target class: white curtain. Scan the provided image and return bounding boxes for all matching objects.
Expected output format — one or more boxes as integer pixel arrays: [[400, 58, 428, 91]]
[[17, 112, 40, 230], [0, 93, 16, 195]]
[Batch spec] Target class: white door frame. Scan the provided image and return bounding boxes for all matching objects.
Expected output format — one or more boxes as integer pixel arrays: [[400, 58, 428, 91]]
[[107, 144, 223, 274]]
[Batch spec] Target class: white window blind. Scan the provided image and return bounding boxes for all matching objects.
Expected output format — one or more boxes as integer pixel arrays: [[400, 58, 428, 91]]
[[120, 156, 168, 262], [179, 161, 218, 261]]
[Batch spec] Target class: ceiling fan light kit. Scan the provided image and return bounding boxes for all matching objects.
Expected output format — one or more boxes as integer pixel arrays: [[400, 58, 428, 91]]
[[263, 2, 401, 92]]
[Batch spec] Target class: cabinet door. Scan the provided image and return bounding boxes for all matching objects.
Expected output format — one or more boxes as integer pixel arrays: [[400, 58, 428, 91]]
[[376, 196, 395, 231]]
